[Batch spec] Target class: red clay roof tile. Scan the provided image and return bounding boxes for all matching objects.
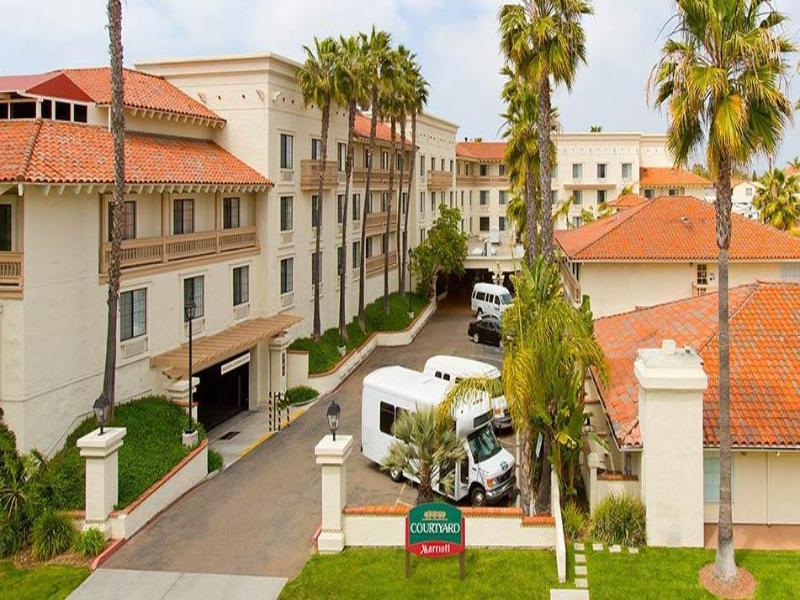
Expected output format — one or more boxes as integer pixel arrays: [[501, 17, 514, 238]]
[[639, 166, 711, 188], [456, 141, 506, 161]]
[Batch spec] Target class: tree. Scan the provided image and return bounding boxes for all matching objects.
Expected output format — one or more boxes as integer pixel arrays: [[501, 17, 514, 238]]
[[579, 203, 613, 225], [789, 156, 800, 170], [380, 49, 401, 314], [298, 37, 339, 342], [650, 0, 795, 582], [753, 168, 800, 231], [102, 0, 125, 417], [589, 125, 602, 132], [357, 28, 392, 331], [382, 407, 466, 505], [409, 204, 468, 298], [392, 46, 413, 295], [499, 0, 593, 263]]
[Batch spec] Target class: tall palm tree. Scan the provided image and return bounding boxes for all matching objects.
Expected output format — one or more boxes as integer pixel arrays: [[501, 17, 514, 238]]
[[380, 50, 401, 313], [788, 156, 800, 170], [392, 46, 413, 294], [357, 28, 392, 331], [753, 168, 800, 231], [499, 0, 592, 263], [102, 0, 125, 417], [298, 37, 340, 341], [334, 36, 369, 341], [651, 0, 795, 582]]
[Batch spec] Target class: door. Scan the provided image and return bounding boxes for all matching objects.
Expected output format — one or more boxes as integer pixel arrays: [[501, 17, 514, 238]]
[[454, 454, 471, 501], [195, 352, 250, 431]]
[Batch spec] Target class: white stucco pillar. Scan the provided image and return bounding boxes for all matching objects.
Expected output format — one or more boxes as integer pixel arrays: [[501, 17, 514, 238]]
[[268, 334, 291, 401], [314, 434, 353, 553], [635, 339, 708, 547], [587, 452, 600, 511], [77, 427, 126, 538]]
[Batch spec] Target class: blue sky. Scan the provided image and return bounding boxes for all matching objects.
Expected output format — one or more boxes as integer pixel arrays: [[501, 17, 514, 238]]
[[2, 0, 798, 170]]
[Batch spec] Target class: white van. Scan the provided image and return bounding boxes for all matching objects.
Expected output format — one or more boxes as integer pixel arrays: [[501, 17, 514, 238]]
[[423, 355, 511, 431], [471, 283, 513, 319], [361, 366, 516, 506]]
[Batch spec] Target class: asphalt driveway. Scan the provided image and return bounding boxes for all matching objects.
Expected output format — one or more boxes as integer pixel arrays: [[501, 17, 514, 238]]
[[105, 306, 504, 579]]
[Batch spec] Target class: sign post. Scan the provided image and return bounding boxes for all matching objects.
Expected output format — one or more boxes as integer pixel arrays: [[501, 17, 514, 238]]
[[405, 502, 465, 580]]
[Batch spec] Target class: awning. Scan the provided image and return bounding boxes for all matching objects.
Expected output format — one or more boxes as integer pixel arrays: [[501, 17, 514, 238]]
[[152, 313, 302, 378]]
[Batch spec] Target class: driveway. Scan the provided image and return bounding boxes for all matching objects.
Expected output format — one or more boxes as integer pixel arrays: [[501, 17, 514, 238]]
[[105, 307, 504, 579]]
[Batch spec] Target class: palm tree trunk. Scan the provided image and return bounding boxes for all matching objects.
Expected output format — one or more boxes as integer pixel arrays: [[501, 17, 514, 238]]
[[396, 119, 406, 293], [537, 74, 554, 263], [103, 0, 125, 417], [358, 86, 379, 331], [338, 101, 357, 341], [384, 118, 396, 313], [534, 433, 551, 514], [525, 167, 538, 264], [714, 158, 737, 582], [312, 102, 330, 341], [402, 111, 418, 298]]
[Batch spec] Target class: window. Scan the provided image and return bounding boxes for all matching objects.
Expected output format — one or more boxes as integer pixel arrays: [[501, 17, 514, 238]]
[[55, 101, 71, 121], [280, 196, 293, 231], [381, 151, 389, 170], [223, 197, 240, 229], [337, 194, 345, 224], [0, 205, 11, 251], [280, 133, 294, 169], [431, 192, 436, 212], [572, 163, 583, 180], [499, 190, 508, 205], [622, 163, 633, 180], [431, 156, 435, 171], [366, 237, 373, 258], [108, 200, 136, 241], [381, 192, 388, 212], [311, 138, 322, 161], [364, 148, 371, 169], [419, 228, 425, 242], [41, 100, 52, 119], [365, 193, 373, 214], [403, 192, 409, 214], [480, 191, 489, 206], [183, 276, 204, 321], [449, 160, 454, 172], [73, 104, 87, 123], [499, 216, 506, 231], [696, 264, 708, 286], [479, 164, 488, 177], [571, 216, 582, 228], [440, 158, 444, 171], [572, 190, 583, 205], [420, 192, 426, 214], [280, 258, 293, 294], [311, 251, 321, 285], [352, 241, 361, 268], [233, 266, 249, 306], [746, 186, 753, 197], [337, 143, 346, 171], [597, 163, 607, 179], [499, 164, 506, 176], [644, 188, 655, 199], [475, 291, 486, 301], [337, 245, 345, 275], [597, 190, 607, 205], [311, 195, 320, 228], [449, 191, 453, 208], [352, 193, 361, 221], [173, 199, 194, 234], [704, 454, 721, 503], [120, 288, 146, 341], [420, 155, 426, 176], [379, 402, 395, 435], [553, 163, 558, 179], [669, 188, 679, 196], [480, 217, 490, 232]]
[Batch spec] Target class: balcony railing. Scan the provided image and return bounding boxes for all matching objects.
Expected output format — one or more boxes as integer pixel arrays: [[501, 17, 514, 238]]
[[456, 173, 509, 187], [692, 282, 709, 296], [0, 253, 23, 291], [300, 160, 338, 191], [100, 226, 258, 274], [364, 211, 398, 235], [559, 258, 581, 305], [365, 251, 398, 277], [427, 170, 453, 190], [352, 168, 390, 188]]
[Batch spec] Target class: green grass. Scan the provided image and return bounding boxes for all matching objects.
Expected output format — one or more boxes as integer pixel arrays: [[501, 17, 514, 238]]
[[290, 293, 428, 374], [585, 547, 800, 599], [285, 386, 319, 405], [0, 560, 89, 600], [49, 396, 206, 511], [280, 548, 560, 600]]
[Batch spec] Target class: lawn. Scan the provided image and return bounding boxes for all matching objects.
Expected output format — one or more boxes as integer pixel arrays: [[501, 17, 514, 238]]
[[290, 292, 428, 374], [0, 560, 89, 600], [49, 396, 206, 510], [585, 547, 800, 600], [280, 548, 562, 600]]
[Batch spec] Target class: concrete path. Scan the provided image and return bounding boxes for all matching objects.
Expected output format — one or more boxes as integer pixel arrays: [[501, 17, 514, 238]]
[[69, 569, 286, 600], [549, 590, 589, 600]]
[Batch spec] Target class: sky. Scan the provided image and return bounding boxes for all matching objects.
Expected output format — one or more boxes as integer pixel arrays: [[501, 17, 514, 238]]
[[1, 0, 798, 170]]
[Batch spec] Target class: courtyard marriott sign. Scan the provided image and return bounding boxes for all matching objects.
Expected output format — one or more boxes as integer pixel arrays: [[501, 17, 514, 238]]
[[405, 502, 465, 578]]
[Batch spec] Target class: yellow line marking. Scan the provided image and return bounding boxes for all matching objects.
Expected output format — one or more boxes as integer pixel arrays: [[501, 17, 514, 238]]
[[240, 431, 275, 458]]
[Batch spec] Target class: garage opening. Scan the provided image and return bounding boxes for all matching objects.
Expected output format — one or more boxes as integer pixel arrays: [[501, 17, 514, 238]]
[[194, 351, 250, 431]]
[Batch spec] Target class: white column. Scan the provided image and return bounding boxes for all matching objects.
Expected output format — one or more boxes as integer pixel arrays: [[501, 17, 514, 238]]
[[635, 339, 708, 547], [314, 434, 353, 553], [268, 334, 291, 400], [77, 427, 126, 538], [587, 452, 600, 511]]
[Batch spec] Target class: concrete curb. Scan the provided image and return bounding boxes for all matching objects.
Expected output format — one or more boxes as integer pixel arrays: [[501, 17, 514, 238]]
[[90, 537, 126, 571]]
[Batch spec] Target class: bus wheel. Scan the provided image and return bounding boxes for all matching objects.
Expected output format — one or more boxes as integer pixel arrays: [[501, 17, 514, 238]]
[[389, 468, 403, 483], [470, 486, 487, 507]]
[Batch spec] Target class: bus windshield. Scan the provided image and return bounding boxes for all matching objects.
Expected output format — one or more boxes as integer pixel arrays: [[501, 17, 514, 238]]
[[499, 293, 513, 305], [467, 426, 502, 463]]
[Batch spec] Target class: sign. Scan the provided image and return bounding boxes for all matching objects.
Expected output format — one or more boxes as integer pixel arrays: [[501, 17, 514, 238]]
[[220, 353, 250, 375], [405, 502, 465, 579]]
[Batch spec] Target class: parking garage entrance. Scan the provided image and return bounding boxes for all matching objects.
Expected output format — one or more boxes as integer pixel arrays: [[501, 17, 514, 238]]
[[194, 351, 250, 431]]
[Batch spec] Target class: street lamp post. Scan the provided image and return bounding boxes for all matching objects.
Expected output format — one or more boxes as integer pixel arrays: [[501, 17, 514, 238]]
[[326, 399, 341, 441], [93, 393, 109, 435], [184, 300, 197, 434]]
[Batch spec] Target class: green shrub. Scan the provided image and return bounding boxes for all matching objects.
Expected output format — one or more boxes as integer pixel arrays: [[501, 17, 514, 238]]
[[208, 450, 223, 474], [590, 494, 646, 547], [31, 511, 75, 561], [562, 500, 587, 541], [285, 386, 319, 405], [0, 512, 30, 558], [72, 528, 106, 558]]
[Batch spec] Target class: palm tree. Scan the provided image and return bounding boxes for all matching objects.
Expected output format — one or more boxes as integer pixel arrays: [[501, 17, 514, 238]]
[[102, 0, 125, 417], [380, 50, 401, 314], [382, 407, 466, 505], [392, 46, 413, 295], [357, 28, 392, 331], [499, 0, 593, 263], [589, 125, 602, 132], [789, 157, 800, 170], [298, 37, 340, 341], [334, 36, 369, 341], [753, 168, 800, 231], [650, 0, 795, 582]]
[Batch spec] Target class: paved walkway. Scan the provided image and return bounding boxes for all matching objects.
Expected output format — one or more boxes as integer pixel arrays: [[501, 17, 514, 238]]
[[69, 569, 286, 600]]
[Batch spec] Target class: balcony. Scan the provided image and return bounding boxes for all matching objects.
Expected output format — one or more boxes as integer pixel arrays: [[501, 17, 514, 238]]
[[692, 282, 710, 296], [100, 226, 258, 275], [352, 167, 390, 189], [0, 253, 23, 294], [364, 211, 398, 236], [365, 251, 398, 277], [300, 160, 338, 191], [427, 170, 453, 190], [456, 173, 508, 187]]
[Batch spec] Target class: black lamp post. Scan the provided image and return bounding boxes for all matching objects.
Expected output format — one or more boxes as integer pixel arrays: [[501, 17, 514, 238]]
[[326, 399, 341, 441], [184, 300, 197, 434], [93, 393, 109, 435]]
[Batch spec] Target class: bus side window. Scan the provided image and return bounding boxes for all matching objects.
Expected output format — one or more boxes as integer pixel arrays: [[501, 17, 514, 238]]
[[443, 373, 451, 381], [459, 458, 469, 484], [435, 371, 442, 379], [379, 402, 394, 435]]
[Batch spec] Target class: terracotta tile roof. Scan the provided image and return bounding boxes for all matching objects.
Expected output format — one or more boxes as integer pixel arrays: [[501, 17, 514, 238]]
[[593, 282, 800, 449], [353, 113, 410, 147], [555, 196, 800, 262], [456, 141, 506, 161], [786, 166, 799, 177], [0, 119, 270, 187], [607, 193, 647, 209], [640, 166, 711, 188]]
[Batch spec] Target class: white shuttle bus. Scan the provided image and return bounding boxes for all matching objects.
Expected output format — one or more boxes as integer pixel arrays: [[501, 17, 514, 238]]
[[361, 366, 515, 506], [471, 283, 513, 319], [423, 355, 511, 431]]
